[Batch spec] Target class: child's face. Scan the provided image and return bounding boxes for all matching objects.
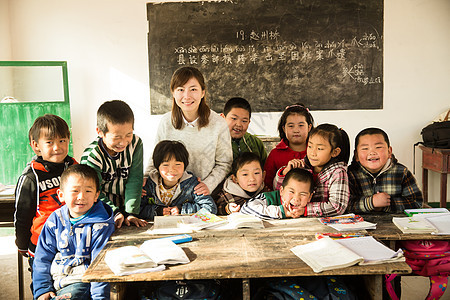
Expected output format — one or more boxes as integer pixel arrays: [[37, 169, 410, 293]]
[[222, 107, 250, 139], [58, 175, 99, 218], [232, 160, 264, 193], [307, 134, 340, 173], [172, 77, 205, 120], [97, 121, 133, 156], [356, 134, 392, 173], [280, 178, 313, 210], [282, 114, 311, 146], [31, 132, 69, 163], [159, 156, 185, 188]]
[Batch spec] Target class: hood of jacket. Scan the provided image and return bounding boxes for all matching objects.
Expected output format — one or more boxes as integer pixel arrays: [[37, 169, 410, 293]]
[[222, 175, 265, 198]]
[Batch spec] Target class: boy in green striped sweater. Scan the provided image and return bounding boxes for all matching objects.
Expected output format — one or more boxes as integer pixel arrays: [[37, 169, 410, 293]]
[[81, 100, 147, 228]]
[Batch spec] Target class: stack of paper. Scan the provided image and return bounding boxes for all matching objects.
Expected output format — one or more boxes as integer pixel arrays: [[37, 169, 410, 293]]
[[413, 213, 450, 235], [319, 214, 376, 231], [291, 236, 404, 273]]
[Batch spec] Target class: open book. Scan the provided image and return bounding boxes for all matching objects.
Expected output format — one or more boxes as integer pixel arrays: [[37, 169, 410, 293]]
[[226, 212, 264, 229], [319, 214, 377, 231], [291, 236, 404, 273], [392, 216, 438, 234], [150, 209, 227, 234], [105, 239, 190, 276]]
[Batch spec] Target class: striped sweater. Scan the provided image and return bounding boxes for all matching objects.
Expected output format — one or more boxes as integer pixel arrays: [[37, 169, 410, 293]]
[[80, 135, 143, 215]]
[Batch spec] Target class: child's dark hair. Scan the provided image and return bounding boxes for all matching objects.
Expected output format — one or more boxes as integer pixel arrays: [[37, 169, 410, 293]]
[[153, 140, 189, 170], [97, 100, 134, 133], [60, 164, 99, 191], [282, 168, 314, 192], [223, 97, 251, 118], [309, 124, 350, 165], [277, 103, 314, 142], [231, 152, 262, 176], [29, 114, 70, 142], [354, 127, 391, 148]]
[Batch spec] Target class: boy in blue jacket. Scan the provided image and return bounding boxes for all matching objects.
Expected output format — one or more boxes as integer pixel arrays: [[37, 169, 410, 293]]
[[33, 164, 115, 300], [139, 140, 217, 220]]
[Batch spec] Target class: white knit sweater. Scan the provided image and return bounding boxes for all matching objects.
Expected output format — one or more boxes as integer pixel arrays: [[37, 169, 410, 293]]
[[145, 110, 232, 191]]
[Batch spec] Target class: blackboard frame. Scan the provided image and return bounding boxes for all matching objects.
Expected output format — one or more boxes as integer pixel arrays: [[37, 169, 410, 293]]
[[148, 0, 383, 114]]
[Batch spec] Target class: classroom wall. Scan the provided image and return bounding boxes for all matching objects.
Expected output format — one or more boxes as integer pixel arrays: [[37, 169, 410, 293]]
[[1, 0, 449, 201]]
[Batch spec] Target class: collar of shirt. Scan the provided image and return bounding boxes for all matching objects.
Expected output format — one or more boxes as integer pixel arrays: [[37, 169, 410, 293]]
[[182, 115, 199, 128]]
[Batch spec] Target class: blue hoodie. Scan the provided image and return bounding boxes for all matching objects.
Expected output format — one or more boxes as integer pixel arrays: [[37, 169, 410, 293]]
[[33, 200, 115, 300]]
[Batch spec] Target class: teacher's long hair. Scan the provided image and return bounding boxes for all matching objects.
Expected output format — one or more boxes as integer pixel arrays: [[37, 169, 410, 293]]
[[170, 67, 210, 130]]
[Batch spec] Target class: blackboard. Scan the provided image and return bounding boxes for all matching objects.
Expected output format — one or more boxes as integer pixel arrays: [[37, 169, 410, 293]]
[[147, 0, 383, 114]]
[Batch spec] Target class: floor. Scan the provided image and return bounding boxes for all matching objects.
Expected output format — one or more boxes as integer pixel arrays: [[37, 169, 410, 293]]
[[0, 229, 448, 300]]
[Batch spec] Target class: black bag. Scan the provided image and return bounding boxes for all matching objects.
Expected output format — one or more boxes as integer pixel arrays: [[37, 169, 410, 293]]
[[149, 280, 223, 300], [419, 110, 450, 149], [421, 120, 450, 149]]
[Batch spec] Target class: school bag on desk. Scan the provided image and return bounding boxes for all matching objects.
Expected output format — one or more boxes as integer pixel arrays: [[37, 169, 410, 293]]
[[420, 109, 450, 149], [386, 240, 450, 300]]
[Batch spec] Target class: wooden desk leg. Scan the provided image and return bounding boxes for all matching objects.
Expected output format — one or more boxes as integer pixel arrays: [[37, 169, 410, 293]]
[[441, 173, 448, 208], [363, 275, 382, 300], [423, 168, 428, 205], [18, 252, 24, 300], [242, 279, 250, 300], [110, 282, 126, 300]]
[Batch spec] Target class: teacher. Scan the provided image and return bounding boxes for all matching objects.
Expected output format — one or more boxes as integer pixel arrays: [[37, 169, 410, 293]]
[[145, 67, 232, 195]]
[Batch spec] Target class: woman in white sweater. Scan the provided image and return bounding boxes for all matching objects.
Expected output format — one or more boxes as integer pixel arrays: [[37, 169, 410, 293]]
[[145, 67, 232, 195]]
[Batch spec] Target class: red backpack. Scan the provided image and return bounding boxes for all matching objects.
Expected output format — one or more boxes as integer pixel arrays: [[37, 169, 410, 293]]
[[386, 240, 450, 300]]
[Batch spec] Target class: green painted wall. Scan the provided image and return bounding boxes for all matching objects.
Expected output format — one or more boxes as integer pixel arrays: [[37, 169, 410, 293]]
[[0, 62, 72, 185]]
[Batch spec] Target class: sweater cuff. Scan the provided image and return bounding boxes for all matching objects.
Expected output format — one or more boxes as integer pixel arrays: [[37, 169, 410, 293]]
[[303, 206, 308, 217]]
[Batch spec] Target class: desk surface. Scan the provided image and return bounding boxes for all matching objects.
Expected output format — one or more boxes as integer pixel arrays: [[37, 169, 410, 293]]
[[83, 215, 417, 284], [83, 232, 410, 283]]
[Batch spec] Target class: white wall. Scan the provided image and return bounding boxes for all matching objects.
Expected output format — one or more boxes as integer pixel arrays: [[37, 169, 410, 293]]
[[2, 0, 449, 201]]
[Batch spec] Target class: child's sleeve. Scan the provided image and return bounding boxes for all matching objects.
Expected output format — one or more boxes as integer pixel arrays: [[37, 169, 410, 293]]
[[306, 167, 350, 217], [240, 193, 285, 219], [391, 168, 423, 212], [32, 217, 57, 299], [124, 137, 144, 215], [215, 191, 234, 215], [14, 173, 37, 254], [201, 121, 232, 192], [182, 193, 217, 215], [254, 136, 268, 166], [139, 182, 165, 221], [273, 166, 287, 190], [89, 220, 115, 300], [347, 170, 375, 213]]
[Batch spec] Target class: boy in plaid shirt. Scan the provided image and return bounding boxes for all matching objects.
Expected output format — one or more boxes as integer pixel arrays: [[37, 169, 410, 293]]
[[347, 128, 422, 213]]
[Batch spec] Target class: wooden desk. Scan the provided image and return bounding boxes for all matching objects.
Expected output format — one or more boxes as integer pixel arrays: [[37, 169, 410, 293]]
[[83, 218, 411, 300], [420, 146, 450, 208]]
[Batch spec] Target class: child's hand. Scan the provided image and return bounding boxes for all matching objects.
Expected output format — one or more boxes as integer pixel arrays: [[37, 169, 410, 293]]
[[228, 203, 241, 213], [194, 178, 210, 195], [37, 291, 56, 300], [283, 202, 304, 218], [125, 215, 148, 227], [163, 207, 171, 216], [169, 206, 180, 215], [372, 192, 391, 208], [114, 212, 125, 228], [282, 159, 305, 175]]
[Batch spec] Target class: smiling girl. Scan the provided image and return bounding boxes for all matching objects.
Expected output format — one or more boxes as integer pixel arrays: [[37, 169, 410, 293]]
[[144, 67, 232, 196], [264, 104, 314, 190]]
